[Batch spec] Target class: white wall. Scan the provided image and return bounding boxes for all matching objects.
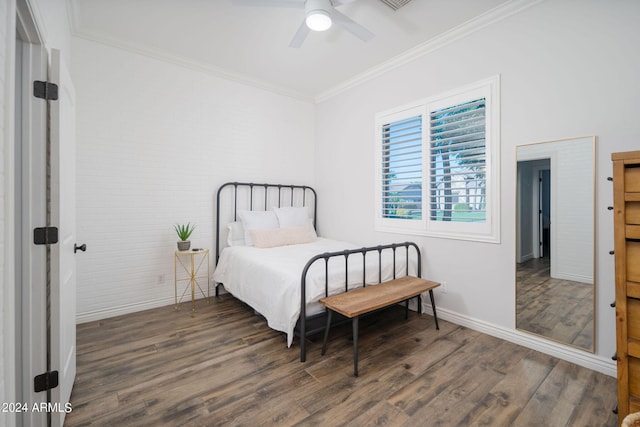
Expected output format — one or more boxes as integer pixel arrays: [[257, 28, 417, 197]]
[[72, 37, 316, 321], [315, 0, 640, 371]]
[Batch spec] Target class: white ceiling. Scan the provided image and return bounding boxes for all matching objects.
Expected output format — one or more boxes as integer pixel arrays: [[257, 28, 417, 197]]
[[68, 0, 517, 101]]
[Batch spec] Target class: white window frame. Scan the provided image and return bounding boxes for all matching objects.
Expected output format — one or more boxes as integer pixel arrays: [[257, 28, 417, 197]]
[[374, 75, 501, 243], [374, 104, 428, 233]]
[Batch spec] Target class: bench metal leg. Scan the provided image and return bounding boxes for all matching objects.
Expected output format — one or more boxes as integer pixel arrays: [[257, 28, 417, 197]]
[[429, 289, 440, 330], [352, 316, 359, 377], [321, 310, 333, 355], [405, 300, 409, 319], [417, 294, 422, 314]]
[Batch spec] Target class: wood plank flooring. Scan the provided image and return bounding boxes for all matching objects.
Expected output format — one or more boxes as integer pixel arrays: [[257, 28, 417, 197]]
[[516, 257, 594, 349], [65, 295, 617, 426]]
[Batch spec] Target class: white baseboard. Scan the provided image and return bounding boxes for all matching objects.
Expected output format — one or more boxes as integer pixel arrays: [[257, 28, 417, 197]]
[[76, 295, 206, 323], [553, 271, 593, 285], [423, 304, 616, 377]]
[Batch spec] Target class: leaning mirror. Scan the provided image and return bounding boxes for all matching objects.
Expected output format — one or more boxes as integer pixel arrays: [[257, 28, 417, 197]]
[[516, 136, 595, 352]]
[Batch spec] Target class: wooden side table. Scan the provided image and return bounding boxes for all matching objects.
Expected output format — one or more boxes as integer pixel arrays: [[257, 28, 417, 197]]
[[174, 249, 210, 311]]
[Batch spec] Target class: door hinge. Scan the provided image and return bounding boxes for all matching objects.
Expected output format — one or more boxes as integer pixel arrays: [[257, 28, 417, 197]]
[[33, 227, 59, 245], [34, 371, 59, 392], [33, 81, 59, 101]]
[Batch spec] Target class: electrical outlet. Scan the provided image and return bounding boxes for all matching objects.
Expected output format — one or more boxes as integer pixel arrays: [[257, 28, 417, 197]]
[[440, 281, 447, 294]]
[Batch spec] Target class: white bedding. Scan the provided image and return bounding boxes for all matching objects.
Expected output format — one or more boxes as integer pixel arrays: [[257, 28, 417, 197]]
[[212, 238, 410, 346]]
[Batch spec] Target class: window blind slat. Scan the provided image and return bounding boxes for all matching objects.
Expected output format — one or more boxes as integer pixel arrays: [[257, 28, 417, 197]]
[[431, 111, 485, 129], [431, 98, 485, 116], [431, 130, 485, 146]]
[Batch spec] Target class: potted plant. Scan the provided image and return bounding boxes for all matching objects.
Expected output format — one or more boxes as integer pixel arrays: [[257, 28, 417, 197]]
[[174, 223, 195, 251]]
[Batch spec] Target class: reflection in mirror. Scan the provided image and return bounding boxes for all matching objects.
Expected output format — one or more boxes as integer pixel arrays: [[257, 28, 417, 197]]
[[516, 136, 595, 352]]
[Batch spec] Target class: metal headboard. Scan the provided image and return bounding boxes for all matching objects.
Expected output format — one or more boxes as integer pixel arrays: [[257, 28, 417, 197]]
[[215, 182, 317, 262]]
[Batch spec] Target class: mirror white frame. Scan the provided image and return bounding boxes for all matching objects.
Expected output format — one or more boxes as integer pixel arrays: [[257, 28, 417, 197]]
[[515, 135, 596, 352]]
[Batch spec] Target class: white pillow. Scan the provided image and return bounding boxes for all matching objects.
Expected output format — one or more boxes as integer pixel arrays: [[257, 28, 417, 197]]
[[307, 218, 318, 239], [274, 206, 309, 228], [250, 226, 315, 248], [274, 206, 318, 238], [238, 210, 279, 246], [226, 222, 245, 246]]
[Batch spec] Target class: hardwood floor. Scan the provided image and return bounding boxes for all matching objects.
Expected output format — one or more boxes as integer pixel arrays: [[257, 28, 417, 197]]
[[65, 295, 617, 426], [516, 257, 594, 349]]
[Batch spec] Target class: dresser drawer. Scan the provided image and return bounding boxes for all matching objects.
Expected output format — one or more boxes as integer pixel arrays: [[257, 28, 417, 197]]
[[628, 299, 640, 340], [628, 202, 640, 224], [630, 356, 640, 397], [628, 242, 640, 283], [625, 168, 640, 193]]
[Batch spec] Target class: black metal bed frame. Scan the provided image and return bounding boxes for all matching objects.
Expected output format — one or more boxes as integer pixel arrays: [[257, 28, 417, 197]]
[[215, 182, 434, 363], [298, 241, 434, 362], [215, 181, 317, 264]]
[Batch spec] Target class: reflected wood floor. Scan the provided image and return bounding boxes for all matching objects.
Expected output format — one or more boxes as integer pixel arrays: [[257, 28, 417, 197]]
[[516, 257, 594, 349], [65, 295, 616, 426]]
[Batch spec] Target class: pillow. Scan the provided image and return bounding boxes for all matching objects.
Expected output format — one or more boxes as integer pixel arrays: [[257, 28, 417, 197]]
[[274, 206, 318, 238], [307, 218, 318, 239], [250, 226, 315, 248], [273, 206, 309, 228], [238, 210, 279, 246], [226, 221, 245, 246]]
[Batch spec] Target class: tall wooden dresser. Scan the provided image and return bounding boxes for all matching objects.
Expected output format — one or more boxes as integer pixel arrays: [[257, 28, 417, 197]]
[[613, 150, 640, 424]]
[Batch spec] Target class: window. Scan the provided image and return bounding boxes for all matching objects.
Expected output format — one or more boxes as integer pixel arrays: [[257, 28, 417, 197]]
[[381, 112, 424, 221], [429, 97, 486, 223], [375, 76, 500, 243]]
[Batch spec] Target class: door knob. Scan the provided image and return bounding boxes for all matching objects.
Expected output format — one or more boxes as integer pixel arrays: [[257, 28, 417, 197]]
[[74, 243, 87, 253]]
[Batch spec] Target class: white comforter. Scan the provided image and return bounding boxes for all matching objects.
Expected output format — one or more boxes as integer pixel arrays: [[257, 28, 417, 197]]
[[212, 238, 410, 346]]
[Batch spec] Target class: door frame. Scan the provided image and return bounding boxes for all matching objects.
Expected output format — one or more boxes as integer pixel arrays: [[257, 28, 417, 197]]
[[529, 162, 549, 260], [9, 0, 49, 425]]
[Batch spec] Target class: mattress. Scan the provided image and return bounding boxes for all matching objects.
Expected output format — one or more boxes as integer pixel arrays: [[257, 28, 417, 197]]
[[212, 238, 410, 346]]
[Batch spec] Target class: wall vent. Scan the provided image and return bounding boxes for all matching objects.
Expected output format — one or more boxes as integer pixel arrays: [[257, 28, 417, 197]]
[[379, 0, 412, 10]]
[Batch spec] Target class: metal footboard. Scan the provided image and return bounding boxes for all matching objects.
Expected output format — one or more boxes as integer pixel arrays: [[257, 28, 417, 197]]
[[297, 241, 423, 362]]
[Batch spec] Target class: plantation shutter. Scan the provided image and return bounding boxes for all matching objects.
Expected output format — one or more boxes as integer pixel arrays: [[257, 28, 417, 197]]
[[381, 115, 423, 220], [429, 98, 486, 223]]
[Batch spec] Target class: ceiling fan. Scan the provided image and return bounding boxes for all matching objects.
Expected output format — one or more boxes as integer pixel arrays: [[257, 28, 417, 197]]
[[232, 0, 375, 48]]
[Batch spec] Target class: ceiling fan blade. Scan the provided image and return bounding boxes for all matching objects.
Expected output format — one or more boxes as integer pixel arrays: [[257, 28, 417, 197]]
[[230, 0, 304, 8], [330, 8, 375, 42], [289, 20, 310, 48]]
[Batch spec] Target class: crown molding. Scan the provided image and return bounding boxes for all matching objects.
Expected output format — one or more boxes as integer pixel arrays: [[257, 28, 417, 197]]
[[315, 0, 545, 103], [67, 0, 543, 105], [73, 31, 314, 103], [67, 0, 313, 104]]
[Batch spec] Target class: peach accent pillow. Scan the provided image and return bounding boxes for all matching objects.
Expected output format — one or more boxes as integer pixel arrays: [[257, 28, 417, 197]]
[[249, 226, 315, 248]]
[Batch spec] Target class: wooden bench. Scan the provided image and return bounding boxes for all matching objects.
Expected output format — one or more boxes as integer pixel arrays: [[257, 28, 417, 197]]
[[319, 276, 440, 377]]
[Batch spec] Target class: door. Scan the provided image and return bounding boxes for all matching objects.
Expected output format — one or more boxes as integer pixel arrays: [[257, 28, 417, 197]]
[[537, 170, 544, 257], [49, 48, 77, 426], [15, 8, 49, 424], [538, 169, 551, 258]]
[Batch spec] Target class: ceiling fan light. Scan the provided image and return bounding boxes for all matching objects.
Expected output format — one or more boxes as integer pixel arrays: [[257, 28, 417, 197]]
[[306, 10, 332, 31]]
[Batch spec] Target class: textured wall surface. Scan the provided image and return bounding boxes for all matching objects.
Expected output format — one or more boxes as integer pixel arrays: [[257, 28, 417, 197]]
[[72, 37, 316, 321]]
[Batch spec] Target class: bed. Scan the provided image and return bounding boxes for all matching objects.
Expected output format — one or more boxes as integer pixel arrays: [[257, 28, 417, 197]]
[[212, 182, 435, 362]]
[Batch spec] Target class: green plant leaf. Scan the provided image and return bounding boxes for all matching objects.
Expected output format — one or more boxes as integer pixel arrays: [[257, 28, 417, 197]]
[[174, 222, 195, 241]]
